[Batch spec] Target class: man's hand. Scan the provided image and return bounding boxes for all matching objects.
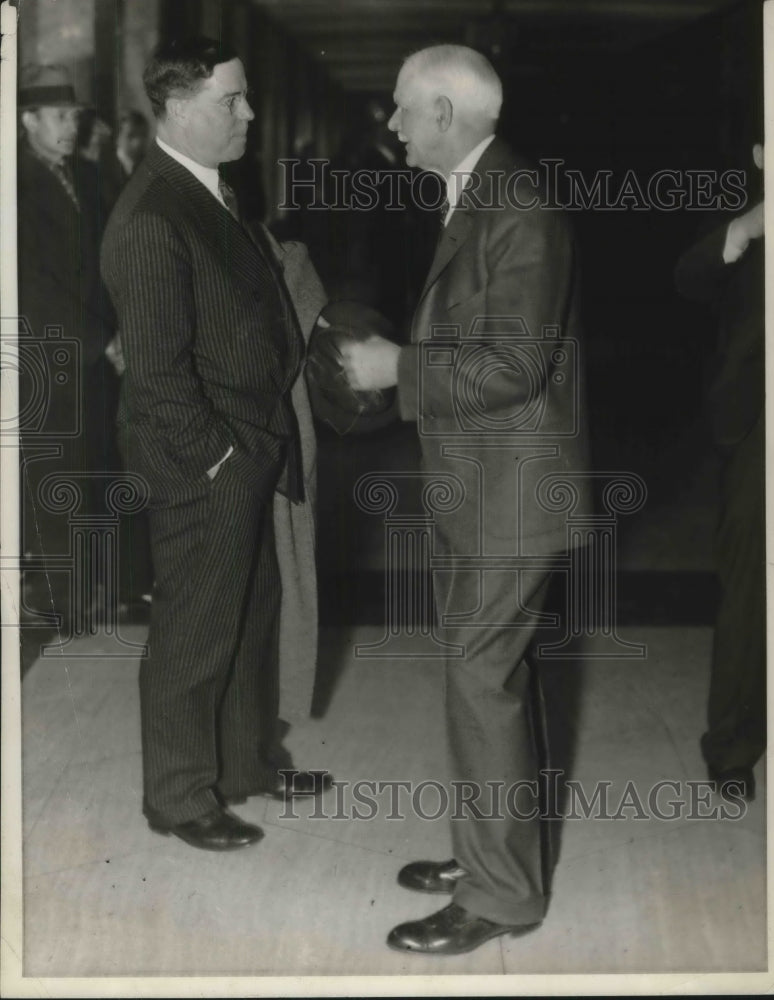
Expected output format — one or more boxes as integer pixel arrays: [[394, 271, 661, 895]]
[[105, 334, 125, 375], [724, 200, 765, 263], [339, 334, 401, 391]]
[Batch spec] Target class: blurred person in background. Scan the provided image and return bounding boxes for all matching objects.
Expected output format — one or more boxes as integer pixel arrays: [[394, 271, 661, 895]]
[[116, 109, 151, 177], [101, 109, 151, 209], [17, 64, 117, 620], [674, 142, 765, 803], [77, 107, 113, 165]]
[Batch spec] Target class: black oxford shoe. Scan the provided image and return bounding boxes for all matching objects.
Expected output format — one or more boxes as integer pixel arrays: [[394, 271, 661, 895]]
[[397, 858, 468, 894], [149, 807, 264, 851], [387, 902, 540, 955], [259, 769, 334, 801], [708, 764, 755, 802], [225, 770, 334, 805]]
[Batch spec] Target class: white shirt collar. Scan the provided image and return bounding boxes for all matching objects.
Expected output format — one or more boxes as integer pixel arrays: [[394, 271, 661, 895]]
[[444, 134, 495, 223], [156, 137, 224, 205]]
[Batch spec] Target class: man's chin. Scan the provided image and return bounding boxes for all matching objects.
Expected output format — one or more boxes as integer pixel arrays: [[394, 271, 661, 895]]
[[223, 141, 247, 162]]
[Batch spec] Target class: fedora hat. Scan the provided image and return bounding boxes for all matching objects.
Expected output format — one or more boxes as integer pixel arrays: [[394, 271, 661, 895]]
[[305, 300, 399, 436], [18, 64, 86, 110]]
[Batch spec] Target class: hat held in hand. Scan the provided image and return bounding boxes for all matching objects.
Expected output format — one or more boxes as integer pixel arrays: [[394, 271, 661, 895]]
[[305, 300, 399, 436]]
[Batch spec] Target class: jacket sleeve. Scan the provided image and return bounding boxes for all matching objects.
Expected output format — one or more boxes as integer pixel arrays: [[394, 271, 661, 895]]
[[103, 212, 232, 476], [674, 222, 732, 304], [397, 202, 576, 423]]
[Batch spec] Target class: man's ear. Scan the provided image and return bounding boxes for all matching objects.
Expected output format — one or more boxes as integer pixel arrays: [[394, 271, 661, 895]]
[[165, 97, 188, 126], [435, 95, 453, 132], [20, 109, 37, 133], [753, 143, 764, 170]]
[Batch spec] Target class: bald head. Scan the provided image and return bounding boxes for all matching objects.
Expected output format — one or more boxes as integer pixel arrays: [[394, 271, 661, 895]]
[[388, 45, 502, 176]]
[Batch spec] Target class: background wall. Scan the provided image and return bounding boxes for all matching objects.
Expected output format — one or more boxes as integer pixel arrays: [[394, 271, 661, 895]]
[[19, 0, 96, 108]]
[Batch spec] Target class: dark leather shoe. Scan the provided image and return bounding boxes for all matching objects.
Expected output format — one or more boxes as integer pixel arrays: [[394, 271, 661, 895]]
[[398, 859, 468, 894], [708, 764, 755, 802], [387, 902, 540, 955], [149, 807, 264, 851], [259, 769, 334, 801], [225, 770, 334, 805]]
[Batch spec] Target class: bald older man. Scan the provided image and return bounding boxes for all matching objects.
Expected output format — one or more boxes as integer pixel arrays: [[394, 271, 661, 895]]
[[341, 45, 590, 955]]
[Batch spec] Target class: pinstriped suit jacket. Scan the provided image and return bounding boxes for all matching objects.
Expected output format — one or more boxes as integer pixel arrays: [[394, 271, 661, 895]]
[[100, 143, 304, 507]]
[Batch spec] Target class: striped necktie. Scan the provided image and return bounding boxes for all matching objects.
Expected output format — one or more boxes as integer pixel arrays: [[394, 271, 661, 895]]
[[52, 160, 80, 211], [438, 195, 450, 234], [218, 176, 240, 223], [25, 143, 80, 210]]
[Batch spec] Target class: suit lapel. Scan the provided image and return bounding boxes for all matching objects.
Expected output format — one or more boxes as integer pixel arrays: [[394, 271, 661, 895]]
[[419, 207, 474, 301], [147, 146, 305, 375], [147, 145, 274, 295], [416, 138, 508, 305], [21, 147, 80, 226]]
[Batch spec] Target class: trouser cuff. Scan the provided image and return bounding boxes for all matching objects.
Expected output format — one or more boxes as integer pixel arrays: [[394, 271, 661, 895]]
[[453, 883, 547, 926], [143, 788, 219, 828]]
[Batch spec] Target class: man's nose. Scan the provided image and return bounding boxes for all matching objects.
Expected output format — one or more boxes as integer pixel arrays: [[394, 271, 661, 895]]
[[239, 97, 255, 122], [387, 110, 399, 133]]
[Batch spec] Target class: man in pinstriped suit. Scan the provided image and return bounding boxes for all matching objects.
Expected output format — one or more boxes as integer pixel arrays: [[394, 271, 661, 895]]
[[101, 37, 330, 852]]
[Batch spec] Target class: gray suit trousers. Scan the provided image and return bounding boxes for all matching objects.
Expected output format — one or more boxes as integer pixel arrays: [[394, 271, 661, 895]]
[[434, 552, 555, 925]]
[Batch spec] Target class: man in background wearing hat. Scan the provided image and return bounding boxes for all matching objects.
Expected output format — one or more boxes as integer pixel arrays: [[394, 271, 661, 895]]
[[17, 64, 118, 617]]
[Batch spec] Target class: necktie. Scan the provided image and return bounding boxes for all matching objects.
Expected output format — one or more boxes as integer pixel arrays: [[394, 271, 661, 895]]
[[438, 195, 450, 235], [52, 161, 80, 211], [218, 176, 240, 223]]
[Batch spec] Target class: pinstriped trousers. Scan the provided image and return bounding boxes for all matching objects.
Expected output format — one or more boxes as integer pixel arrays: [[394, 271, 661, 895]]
[[140, 460, 284, 827]]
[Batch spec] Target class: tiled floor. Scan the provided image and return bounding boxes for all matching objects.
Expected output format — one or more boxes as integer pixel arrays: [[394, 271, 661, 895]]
[[19, 622, 766, 980], [10, 421, 768, 990]]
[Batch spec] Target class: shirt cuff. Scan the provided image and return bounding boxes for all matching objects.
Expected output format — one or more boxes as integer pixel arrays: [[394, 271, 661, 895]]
[[207, 444, 234, 479]]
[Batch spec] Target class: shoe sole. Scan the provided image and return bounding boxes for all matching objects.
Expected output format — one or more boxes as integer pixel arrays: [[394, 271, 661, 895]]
[[396, 875, 456, 894], [225, 789, 329, 806], [149, 824, 264, 851]]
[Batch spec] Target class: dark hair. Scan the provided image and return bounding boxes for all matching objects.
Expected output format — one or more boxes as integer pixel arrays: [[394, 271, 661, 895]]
[[143, 36, 238, 118], [117, 109, 149, 132]]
